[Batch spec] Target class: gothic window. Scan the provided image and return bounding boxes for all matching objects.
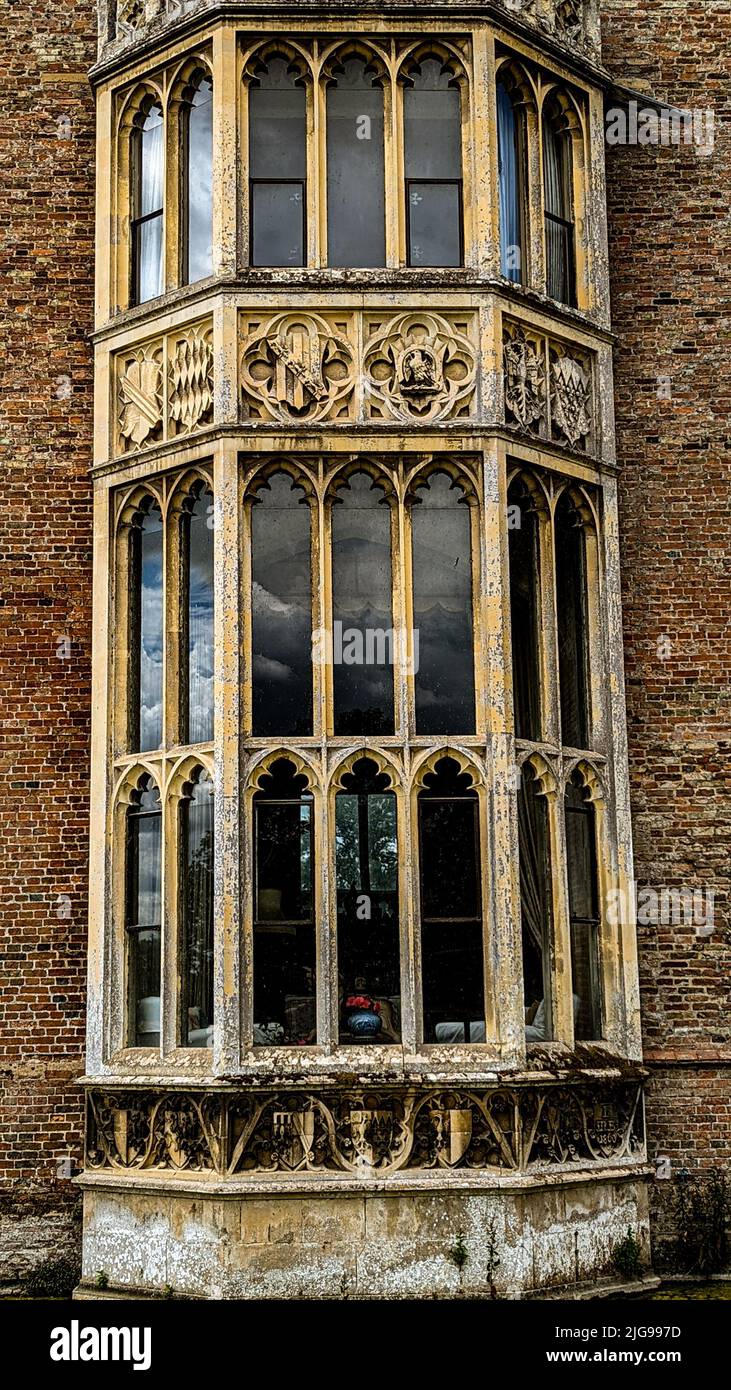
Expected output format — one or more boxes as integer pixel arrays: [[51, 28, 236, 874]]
[[518, 762, 553, 1042], [253, 759, 315, 1045], [335, 758, 400, 1045], [565, 770, 602, 1039], [131, 101, 164, 305], [555, 490, 590, 750], [330, 471, 394, 736], [179, 769, 214, 1046], [508, 477, 542, 743], [128, 497, 163, 754], [542, 96, 576, 305], [404, 58, 463, 267], [497, 81, 526, 283], [418, 757, 484, 1043], [125, 774, 162, 1047], [183, 75, 213, 284], [181, 482, 214, 746], [411, 471, 475, 734], [251, 471, 313, 737], [326, 57, 386, 268], [249, 56, 307, 267]]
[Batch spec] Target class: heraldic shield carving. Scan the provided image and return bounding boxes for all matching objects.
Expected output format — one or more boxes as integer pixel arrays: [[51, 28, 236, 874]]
[[118, 344, 164, 450], [365, 310, 476, 422], [503, 322, 546, 433], [240, 310, 356, 423]]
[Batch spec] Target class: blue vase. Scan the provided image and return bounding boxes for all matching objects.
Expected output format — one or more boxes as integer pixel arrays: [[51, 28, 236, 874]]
[[347, 1009, 383, 1040]]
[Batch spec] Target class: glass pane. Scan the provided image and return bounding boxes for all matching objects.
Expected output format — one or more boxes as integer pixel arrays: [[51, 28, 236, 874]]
[[497, 83, 522, 282], [183, 488, 214, 745], [518, 764, 553, 1042], [555, 494, 590, 749], [186, 78, 213, 283], [130, 502, 163, 753], [543, 108, 575, 303], [326, 59, 386, 267], [252, 473, 313, 736], [407, 183, 461, 267], [251, 182, 304, 267], [404, 64, 462, 179], [331, 472, 394, 735], [126, 778, 162, 1048], [335, 760, 400, 1045], [418, 760, 484, 1044], [411, 472, 475, 733], [565, 777, 601, 1039], [137, 215, 163, 303], [508, 482, 541, 741], [253, 760, 315, 1046], [249, 61, 306, 179], [180, 774, 214, 1047]]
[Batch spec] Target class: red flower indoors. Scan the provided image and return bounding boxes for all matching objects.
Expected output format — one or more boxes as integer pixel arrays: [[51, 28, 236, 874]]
[[345, 994, 381, 1013]]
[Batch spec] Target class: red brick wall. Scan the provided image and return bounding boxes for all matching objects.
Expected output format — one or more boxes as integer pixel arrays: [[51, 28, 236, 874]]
[[601, 0, 731, 1262], [0, 0, 96, 1280]]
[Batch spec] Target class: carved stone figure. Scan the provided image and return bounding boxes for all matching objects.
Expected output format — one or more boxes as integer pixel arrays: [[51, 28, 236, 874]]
[[550, 350, 592, 447], [240, 311, 355, 423], [118, 345, 163, 449], [365, 311, 476, 422], [169, 327, 213, 434], [503, 324, 546, 432]]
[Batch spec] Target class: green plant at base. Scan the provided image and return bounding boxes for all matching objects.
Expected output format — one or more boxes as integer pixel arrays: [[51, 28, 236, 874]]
[[26, 1256, 81, 1298], [95, 1270, 109, 1290], [449, 1231, 468, 1271], [613, 1227, 643, 1280], [673, 1170, 730, 1275]]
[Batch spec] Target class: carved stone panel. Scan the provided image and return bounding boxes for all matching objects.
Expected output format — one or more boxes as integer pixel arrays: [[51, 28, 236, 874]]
[[240, 310, 356, 424], [169, 325, 214, 436], [503, 320, 546, 434], [86, 1079, 645, 1178], [549, 343, 593, 450], [117, 341, 163, 451], [364, 310, 477, 423]]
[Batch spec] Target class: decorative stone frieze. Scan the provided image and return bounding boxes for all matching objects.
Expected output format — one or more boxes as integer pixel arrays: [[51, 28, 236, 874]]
[[86, 1080, 645, 1177], [364, 310, 477, 423]]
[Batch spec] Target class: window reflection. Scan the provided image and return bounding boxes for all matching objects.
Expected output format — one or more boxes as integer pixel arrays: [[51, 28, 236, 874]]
[[180, 770, 214, 1047], [129, 499, 163, 753], [125, 775, 162, 1047], [336, 758, 400, 1044], [411, 471, 475, 734], [251, 472, 313, 736], [182, 484, 214, 745], [331, 472, 394, 735], [565, 772, 602, 1040], [508, 477, 541, 742], [404, 58, 463, 267], [184, 76, 213, 284], [518, 762, 553, 1043], [418, 757, 485, 1043], [326, 57, 386, 268], [249, 57, 306, 267], [555, 492, 590, 749], [253, 759, 315, 1045]]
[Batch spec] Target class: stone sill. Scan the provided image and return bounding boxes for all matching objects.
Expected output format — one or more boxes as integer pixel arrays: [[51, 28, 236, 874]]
[[77, 1160, 653, 1199]]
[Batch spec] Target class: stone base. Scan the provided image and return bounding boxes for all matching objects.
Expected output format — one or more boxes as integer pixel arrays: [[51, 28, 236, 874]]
[[79, 1170, 651, 1299]]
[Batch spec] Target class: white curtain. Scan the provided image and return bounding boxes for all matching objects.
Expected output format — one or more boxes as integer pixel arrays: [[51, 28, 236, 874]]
[[498, 84, 521, 282]]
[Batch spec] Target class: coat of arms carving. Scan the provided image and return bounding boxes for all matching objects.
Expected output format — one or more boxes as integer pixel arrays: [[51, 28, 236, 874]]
[[550, 351, 592, 448], [169, 328, 214, 434], [118, 345, 163, 450], [365, 311, 476, 422], [240, 311, 355, 423], [503, 325, 546, 432]]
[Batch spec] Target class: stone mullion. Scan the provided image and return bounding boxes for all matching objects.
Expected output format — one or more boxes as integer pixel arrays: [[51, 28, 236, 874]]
[[471, 28, 495, 275], [88, 479, 113, 1076], [485, 441, 524, 1064], [212, 439, 243, 1072], [212, 23, 238, 278]]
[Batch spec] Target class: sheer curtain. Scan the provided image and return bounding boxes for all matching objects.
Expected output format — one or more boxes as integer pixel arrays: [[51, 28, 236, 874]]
[[497, 83, 521, 282]]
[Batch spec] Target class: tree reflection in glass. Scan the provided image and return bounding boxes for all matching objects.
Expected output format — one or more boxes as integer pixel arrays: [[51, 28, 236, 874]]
[[253, 759, 315, 1045], [335, 758, 400, 1043], [180, 770, 214, 1046]]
